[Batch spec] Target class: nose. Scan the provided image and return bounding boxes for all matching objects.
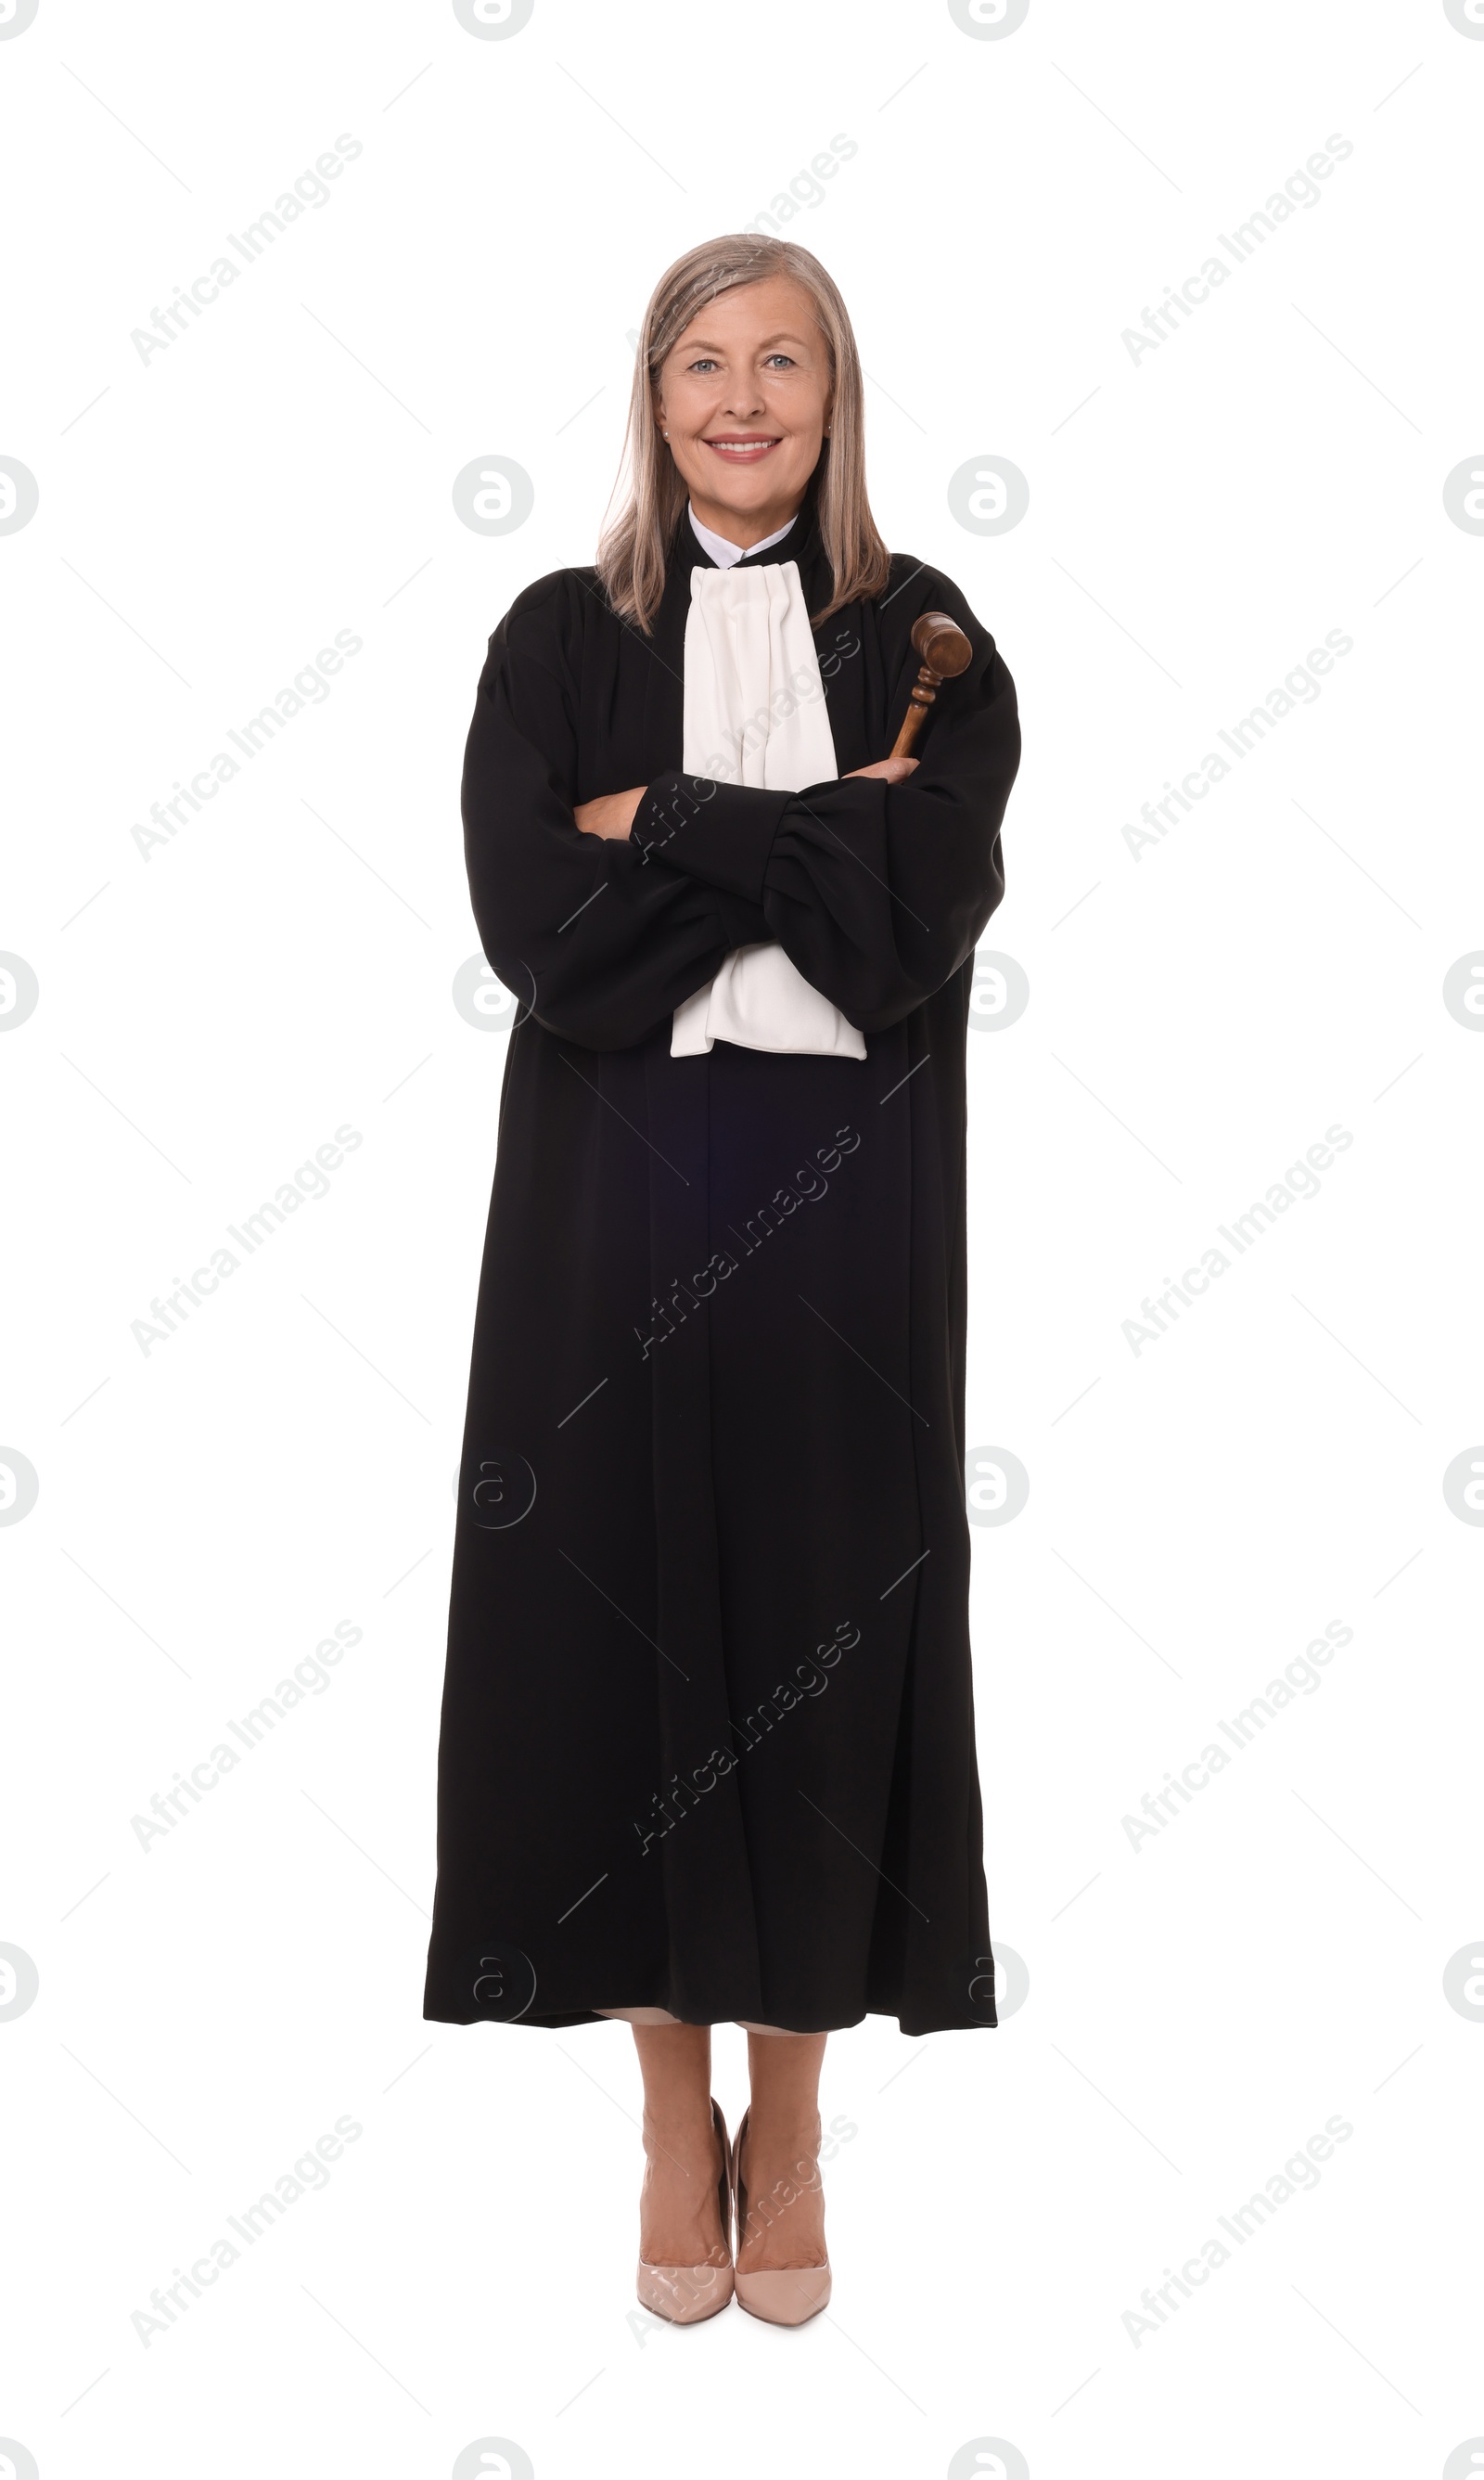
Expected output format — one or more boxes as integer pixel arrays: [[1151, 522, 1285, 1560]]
[[723, 384, 767, 422]]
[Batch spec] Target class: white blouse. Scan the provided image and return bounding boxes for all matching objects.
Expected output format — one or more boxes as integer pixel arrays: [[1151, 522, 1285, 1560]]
[[686, 505, 797, 569], [670, 508, 866, 1061]]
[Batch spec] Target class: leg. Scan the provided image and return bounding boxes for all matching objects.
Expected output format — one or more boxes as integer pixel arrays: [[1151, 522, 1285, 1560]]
[[630, 2021, 728, 2268], [736, 2029, 828, 2273]]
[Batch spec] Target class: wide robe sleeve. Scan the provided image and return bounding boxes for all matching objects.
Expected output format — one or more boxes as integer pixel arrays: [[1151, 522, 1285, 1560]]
[[461, 573, 773, 1051], [633, 563, 1020, 1034]]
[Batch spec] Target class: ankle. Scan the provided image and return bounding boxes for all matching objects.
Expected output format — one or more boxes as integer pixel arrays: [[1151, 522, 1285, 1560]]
[[744, 2106, 822, 2159], [641, 2099, 717, 2150]]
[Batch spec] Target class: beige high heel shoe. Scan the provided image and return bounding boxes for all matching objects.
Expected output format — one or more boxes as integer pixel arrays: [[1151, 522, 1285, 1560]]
[[635, 2095, 735, 2324], [731, 2104, 832, 2326]]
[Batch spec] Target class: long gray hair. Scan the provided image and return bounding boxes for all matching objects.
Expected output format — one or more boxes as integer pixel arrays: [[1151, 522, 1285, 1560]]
[[596, 234, 891, 635]]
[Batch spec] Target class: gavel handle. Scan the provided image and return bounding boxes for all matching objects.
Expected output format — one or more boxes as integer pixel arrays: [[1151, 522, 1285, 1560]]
[[890, 671, 946, 763]]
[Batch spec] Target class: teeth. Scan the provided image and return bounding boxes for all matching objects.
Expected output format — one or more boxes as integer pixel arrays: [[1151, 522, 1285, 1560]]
[[709, 440, 775, 455]]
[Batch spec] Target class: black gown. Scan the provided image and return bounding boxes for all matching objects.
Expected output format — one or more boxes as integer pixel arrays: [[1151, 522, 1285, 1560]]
[[422, 487, 1020, 2036]]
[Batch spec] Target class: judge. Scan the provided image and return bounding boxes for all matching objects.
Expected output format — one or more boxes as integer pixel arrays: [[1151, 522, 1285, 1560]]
[[423, 234, 1021, 2326]]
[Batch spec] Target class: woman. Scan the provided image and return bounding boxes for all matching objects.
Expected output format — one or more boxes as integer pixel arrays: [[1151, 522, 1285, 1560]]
[[423, 235, 1020, 2326]]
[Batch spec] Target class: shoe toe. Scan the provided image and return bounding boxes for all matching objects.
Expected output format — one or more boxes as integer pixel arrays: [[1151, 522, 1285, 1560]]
[[734, 2263, 831, 2326], [636, 2259, 735, 2323]]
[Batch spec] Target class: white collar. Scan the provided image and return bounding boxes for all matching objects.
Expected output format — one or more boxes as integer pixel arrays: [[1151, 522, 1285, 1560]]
[[688, 503, 798, 571]]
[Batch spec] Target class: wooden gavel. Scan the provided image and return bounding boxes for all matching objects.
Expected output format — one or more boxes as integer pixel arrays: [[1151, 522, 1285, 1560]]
[[889, 611, 973, 760]]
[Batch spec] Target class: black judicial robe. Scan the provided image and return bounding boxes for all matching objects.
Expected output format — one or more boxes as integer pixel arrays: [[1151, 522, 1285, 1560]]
[[422, 490, 1020, 2036]]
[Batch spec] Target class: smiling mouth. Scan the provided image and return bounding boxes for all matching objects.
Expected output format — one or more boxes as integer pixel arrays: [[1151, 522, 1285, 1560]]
[[702, 436, 782, 460]]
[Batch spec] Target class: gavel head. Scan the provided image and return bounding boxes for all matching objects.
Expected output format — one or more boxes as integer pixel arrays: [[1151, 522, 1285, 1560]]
[[910, 611, 973, 678]]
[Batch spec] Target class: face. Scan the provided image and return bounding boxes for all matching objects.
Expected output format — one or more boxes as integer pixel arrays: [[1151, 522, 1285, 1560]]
[[653, 273, 833, 546]]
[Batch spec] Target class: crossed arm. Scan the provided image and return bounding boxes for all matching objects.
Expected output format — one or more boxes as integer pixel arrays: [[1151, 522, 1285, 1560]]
[[461, 580, 1017, 1048], [572, 754, 918, 841]]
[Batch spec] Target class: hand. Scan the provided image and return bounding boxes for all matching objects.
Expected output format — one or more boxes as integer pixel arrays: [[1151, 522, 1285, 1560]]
[[845, 756, 918, 783], [573, 786, 646, 840]]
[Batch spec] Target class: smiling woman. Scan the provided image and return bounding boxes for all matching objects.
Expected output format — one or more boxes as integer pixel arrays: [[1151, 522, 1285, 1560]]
[[597, 239, 889, 640], [659, 284, 835, 533], [423, 232, 1021, 2327]]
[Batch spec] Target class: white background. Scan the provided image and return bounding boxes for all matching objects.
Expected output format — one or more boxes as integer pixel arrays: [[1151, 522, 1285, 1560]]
[[3, 1, 1482, 2474]]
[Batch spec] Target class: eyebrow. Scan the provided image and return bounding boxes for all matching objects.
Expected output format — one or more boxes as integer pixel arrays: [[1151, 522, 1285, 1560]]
[[677, 330, 815, 353]]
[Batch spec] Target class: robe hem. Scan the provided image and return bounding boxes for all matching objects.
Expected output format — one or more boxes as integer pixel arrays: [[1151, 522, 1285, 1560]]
[[421, 2002, 999, 2037]]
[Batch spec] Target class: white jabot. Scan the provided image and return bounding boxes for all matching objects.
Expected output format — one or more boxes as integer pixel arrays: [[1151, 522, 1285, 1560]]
[[670, 558, 866, 1061], [687, 504, 797, 571]]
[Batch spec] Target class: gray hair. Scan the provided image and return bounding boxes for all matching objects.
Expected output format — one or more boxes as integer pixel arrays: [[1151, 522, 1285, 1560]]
[[596, 234, 890, 634]]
